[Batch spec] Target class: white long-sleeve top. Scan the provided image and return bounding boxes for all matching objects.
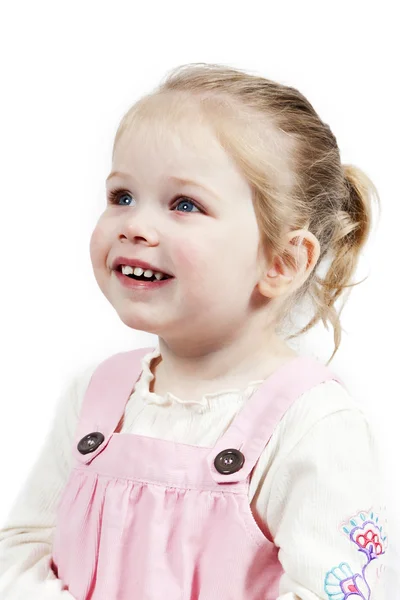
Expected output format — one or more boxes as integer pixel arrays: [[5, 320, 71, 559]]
[[0, 346, 388, 600]]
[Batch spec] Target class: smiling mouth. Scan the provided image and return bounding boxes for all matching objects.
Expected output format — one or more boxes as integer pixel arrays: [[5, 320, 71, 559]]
[[116, 265, 173, 282]]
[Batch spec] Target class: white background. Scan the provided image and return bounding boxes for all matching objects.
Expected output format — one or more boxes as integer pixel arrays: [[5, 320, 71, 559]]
[[0, 0, 398, 595]]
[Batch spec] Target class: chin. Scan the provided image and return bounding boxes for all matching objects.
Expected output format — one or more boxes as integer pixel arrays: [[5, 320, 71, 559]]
[[114, 309, 161, 335]]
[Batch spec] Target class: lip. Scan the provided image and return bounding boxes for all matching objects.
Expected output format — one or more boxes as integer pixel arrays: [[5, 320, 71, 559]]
[[111, 256, 174, 277], [114, 269, 174, 290]]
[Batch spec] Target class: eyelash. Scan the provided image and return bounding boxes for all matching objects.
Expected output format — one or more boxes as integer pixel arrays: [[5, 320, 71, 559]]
[[107, 187, 204, 214]]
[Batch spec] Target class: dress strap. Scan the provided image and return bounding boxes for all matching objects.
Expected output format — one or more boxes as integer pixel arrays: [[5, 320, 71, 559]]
[[206, 355, 346, 484], [73, 346, 155, 465]]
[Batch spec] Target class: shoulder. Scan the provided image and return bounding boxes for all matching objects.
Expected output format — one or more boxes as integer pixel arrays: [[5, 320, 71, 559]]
[[265, 377, 379, 469], [279, 377, 363, 433], [250, 378, 384, 509], [73, 362, 99, 411], [72, 346, 157, 415]]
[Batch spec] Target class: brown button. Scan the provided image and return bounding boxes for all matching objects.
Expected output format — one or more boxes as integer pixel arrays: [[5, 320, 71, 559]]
[[214, 448, 245, 474], [77, 432, 105, 455]]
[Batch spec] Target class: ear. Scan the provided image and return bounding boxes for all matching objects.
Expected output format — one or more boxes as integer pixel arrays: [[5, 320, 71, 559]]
[[258, 229, 320, 299]]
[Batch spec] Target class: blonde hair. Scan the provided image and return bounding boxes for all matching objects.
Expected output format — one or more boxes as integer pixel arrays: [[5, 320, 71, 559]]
[[112, 63, 381, 364]]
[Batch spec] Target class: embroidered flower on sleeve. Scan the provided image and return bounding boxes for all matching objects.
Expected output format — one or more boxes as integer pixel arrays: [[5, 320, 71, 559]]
[[324, 510, 387, 600], [324, 563, 371, 599]]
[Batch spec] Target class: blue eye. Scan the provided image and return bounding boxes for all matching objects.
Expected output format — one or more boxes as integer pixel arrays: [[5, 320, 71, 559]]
[[107, 188, 203, 213], [107, 189, 133, 206], [171, 197, 201, 213]]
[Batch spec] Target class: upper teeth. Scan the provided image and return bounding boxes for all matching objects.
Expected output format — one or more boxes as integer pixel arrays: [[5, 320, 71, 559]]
[[121, 265, 166, 280]]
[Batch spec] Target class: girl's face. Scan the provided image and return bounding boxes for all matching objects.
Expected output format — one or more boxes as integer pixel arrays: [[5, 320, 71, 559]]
[[90, 113, 269, 347]]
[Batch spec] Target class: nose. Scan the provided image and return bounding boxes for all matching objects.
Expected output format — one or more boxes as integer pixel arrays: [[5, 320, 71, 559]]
[[118, 205, 160, 246]]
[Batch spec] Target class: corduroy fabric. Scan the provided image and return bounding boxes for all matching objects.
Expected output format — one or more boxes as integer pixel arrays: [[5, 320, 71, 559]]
[[50, 346, 343, 600]]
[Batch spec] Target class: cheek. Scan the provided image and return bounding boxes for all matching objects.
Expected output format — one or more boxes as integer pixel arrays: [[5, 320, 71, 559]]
[[172, 239, 215, 291], [89, 223, 109, 268], [173, 238, 211, 272], [172, 233, 251, 307]]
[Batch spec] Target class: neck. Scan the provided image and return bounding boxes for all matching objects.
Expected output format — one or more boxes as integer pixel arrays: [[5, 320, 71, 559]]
[[151, 325, 297, 401]]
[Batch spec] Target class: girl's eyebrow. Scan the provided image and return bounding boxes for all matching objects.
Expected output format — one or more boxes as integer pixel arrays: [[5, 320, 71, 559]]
[[168, 176, 220, 201], [106, 171, 220, 201], [106, 170, 129, 184]]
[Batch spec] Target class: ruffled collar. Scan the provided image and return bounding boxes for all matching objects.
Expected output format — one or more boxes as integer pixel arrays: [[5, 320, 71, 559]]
[[133, 346, 265, 413]]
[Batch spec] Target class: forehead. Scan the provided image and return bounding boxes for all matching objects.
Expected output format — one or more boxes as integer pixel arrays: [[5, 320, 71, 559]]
[[112, 95, 247, 184]]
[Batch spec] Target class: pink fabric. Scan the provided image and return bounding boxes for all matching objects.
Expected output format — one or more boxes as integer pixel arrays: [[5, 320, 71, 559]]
[[50, 347, 344, 599]]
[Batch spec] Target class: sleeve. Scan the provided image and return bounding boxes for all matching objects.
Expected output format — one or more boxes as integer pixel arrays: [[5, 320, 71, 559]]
[[0, 365, 96, 600], [265, 408, 388, 600]]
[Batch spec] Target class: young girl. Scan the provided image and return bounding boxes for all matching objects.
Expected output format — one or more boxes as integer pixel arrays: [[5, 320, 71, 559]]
[[0, 63, 387, 600]]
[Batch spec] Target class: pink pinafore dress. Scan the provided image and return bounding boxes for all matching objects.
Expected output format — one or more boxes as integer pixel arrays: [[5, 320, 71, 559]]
[[50, 346, 343, 599]]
